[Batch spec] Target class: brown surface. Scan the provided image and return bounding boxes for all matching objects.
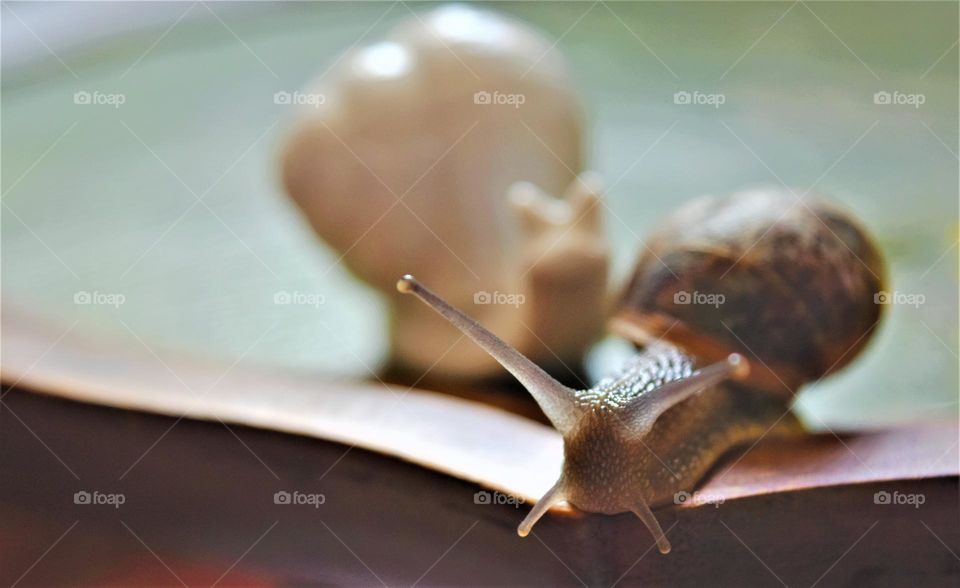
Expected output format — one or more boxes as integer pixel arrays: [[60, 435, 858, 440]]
[[1, 388, 957, 587], [2, 310, 955, 503], [0, 309, 564, 504], [1, 311, 958, 585]]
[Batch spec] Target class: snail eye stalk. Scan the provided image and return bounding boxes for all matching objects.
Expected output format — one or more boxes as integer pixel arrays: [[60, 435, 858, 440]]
[[622, 354, 750, 433], [397, 275, 582, 435]]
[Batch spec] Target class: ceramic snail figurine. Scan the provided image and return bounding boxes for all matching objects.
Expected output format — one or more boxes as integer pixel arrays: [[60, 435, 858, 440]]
[[397, 188, 886, 553], [281, 4, 609, 379]]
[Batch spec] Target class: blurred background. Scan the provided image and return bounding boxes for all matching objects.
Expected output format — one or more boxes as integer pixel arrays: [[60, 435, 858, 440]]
[[2, 1, 957, 428]]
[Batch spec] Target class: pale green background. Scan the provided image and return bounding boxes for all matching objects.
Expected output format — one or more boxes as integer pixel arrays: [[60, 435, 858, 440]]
[[3, 1, 957, 428]]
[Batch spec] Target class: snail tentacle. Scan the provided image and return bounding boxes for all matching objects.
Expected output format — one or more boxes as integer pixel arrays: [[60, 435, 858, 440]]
[[623, 353, 750, 434], [517, 481, 566, 538], [397, 275, 583, 434], [630, 499, 672, 554]]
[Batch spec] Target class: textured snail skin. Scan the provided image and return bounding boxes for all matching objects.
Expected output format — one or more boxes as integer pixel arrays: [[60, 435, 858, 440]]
[[544, 343, 799, 555], [614, 188, 886, 395]]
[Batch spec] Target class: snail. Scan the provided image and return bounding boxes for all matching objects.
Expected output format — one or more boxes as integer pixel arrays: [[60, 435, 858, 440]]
[[396, 188, 886, 553], [280, 4, 609, 380]]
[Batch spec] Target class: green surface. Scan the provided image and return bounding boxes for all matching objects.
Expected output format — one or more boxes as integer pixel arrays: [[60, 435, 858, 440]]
[[2, 1, 957, 427]]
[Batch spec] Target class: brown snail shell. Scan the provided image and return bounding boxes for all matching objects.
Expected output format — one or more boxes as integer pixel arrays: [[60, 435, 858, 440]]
[[611, 188, 886, 396]]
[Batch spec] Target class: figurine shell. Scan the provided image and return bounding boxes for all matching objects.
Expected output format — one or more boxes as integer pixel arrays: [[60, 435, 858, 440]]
[[281, 5, 608, 378]]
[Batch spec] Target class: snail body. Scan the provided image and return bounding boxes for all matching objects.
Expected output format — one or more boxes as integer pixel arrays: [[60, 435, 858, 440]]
[[397, 188, 885, 553]]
